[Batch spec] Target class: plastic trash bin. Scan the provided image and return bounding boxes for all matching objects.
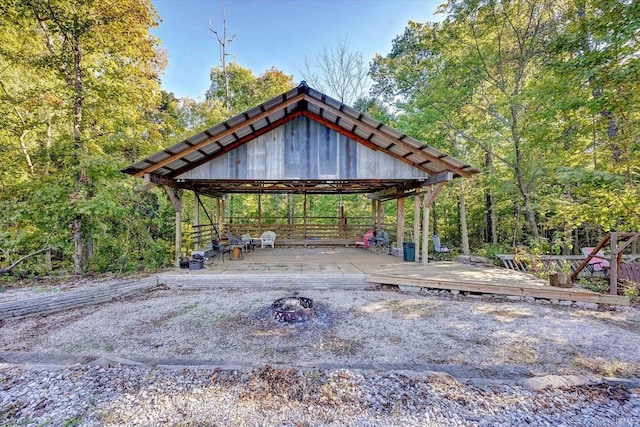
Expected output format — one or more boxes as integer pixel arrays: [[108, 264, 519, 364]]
[[403, 242, 415, 262]]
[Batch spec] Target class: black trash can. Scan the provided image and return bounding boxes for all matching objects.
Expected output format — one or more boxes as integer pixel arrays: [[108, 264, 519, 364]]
[[403, 242, 415, 262]]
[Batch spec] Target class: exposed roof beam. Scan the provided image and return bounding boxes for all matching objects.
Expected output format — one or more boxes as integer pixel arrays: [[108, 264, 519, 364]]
[[303, 94, 471, 178], [302, 111, 433, 175], [167, 111, 304, 178], [133, 92, 306, 177]]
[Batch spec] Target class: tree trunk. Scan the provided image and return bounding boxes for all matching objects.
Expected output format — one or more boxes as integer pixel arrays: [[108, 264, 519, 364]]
[[459, 181, 470, 256], [72, 217, 83, 275]]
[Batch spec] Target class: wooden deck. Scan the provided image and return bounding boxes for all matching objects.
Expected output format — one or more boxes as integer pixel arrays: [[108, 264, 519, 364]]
[[164, 247, 630, 306]]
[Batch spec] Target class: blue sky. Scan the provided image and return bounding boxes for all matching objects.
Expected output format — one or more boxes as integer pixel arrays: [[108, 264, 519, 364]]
[[151, 0, 443, 99]]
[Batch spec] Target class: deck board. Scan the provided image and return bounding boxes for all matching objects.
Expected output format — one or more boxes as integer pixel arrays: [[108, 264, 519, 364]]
[[366, 274, 629, 306]]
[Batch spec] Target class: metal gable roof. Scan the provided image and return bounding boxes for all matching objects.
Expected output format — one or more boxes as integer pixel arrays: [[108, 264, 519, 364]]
[[122, 82, 479, 196]]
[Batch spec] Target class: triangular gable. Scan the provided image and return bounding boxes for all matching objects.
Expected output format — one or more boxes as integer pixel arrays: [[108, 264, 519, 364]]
[[123, 82, 478, 196], [177, 115, 428, 181]]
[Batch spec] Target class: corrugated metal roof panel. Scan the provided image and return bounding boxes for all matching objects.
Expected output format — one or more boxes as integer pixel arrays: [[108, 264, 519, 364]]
[[353, 127, 371, 140], [307, 103, 321, 115], [402, 135, 426, 149], [245, 105, 264, 118], [370, 134, 391, 148], [389, 145, 410, 157], [262, 95, 283, 110], [122, 82, 479, 184], [269, 109, 286, 122], [147, 151, 171, 163], [235, 126, 253, 138], [360, 115, 381, 129], [201, 144, 219, 155], [378, 125, 404, 140], [324, 96, 342, 111], [183, 151, 203, 163], [227, 114, 245, 128], [219, 134, 237, 145]]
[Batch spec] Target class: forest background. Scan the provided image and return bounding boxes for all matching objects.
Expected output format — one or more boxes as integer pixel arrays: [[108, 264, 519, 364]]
[[0, 0, 638, 277]]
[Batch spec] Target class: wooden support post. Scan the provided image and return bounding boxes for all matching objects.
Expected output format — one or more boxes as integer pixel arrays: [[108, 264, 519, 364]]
[[303, 194, 307, 239], [194, 194, 200, 247], [258, 195, 262, 234], [397, 197, 405, 250], [371, 199, 377, 230], [164, 186, 183, 267], [377, 200, 384, 232], [422, 188, 431, 266], [413, 195, 421, 264], [610, 232, 618, 295]]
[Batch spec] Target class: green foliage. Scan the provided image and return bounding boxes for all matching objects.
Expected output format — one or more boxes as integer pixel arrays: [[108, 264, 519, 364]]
[[371, 0, 640, 253], [207, 63, 294, 113]]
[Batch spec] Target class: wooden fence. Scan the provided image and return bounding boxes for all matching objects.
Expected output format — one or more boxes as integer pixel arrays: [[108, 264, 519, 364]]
[[192, 216, 393, 248]]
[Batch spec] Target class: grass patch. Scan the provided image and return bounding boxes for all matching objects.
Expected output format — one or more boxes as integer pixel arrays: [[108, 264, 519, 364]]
[[573, 356, 640, 377]]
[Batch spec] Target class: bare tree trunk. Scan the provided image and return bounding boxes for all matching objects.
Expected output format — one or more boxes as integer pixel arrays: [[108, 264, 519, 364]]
[[459, 181, 470, 256]]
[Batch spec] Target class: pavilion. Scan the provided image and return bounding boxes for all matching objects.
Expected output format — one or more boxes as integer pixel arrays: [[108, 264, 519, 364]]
[[123, 82, 480, 265]]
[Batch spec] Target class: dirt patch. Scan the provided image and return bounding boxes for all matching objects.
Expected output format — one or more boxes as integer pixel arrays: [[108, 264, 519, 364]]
[[1, 286, 639, 377]]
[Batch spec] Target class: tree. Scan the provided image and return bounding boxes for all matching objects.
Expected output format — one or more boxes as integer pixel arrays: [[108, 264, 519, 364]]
[[0, 0, 166, 274], [372, 1, 559, 243], [207, 63, 294, 114], [302, 37, 370, 106]]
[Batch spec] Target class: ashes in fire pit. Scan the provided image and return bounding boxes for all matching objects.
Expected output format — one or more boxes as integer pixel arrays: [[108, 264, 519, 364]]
[[271, 297, 314, 322]]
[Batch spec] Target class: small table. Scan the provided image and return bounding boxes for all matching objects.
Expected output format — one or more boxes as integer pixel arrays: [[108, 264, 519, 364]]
[[230, 245, 245, 260]]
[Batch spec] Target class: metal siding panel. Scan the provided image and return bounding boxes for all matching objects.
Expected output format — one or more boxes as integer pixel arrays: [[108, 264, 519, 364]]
[[319, 123, 337, 177], [345, 137, 357, 179], [357, 142, 377, 178], [268, 126, 284, 179], [307, 117, 319, 179], [283, 120, 300, 178], [377, 151, 395, 178], [246, 137, 266, 179], [228, 144, 247, 179], [300, 117, 312, 179]]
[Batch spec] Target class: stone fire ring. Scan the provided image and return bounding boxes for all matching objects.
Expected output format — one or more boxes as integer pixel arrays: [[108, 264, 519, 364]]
[[271, 297, 314, 322]]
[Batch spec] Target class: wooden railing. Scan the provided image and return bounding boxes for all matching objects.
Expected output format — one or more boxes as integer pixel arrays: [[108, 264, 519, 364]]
[[496, 254, 638, 278], [192, 216, 393, 248]]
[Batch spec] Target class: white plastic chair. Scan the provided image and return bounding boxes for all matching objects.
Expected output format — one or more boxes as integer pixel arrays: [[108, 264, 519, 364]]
[[260, 231, 276, 249]]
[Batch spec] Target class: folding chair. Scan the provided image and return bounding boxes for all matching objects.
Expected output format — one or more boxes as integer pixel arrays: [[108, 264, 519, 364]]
[[432, 234, 451, 260]]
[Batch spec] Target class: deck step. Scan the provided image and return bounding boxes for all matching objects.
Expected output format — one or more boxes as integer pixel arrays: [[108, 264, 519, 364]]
[[160, 273, 368, 289]]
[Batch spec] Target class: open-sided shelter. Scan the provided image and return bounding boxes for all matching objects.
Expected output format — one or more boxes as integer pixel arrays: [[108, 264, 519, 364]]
[[123, 82, 479, 264]]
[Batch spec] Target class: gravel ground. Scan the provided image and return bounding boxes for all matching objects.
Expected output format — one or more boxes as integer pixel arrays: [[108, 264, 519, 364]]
[[1, 284, 640, 425], [2, 364, 639, 426]]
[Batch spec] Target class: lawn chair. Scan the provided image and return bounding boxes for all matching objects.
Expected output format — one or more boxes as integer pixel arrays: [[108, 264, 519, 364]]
[[241, 233, 254, 252], [260, 231, 276, 249], [227, 231, 243, 245], [580, 247, 610, 277], [370, 230, 391, 254], [355, 229, 374, 249], [211, 239, 231, 262], [432, 234, 451, 260]]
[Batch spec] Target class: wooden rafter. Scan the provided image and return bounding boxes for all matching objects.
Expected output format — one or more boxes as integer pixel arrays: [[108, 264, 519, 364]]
[[301, 111, 433, 175], [303, 95, 472, 178], [133, 92, 306, 177], [167, 111, 304, 178]]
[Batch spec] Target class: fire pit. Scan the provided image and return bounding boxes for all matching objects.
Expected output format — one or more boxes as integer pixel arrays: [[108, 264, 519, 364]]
[[271, 297, 314, 322]]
